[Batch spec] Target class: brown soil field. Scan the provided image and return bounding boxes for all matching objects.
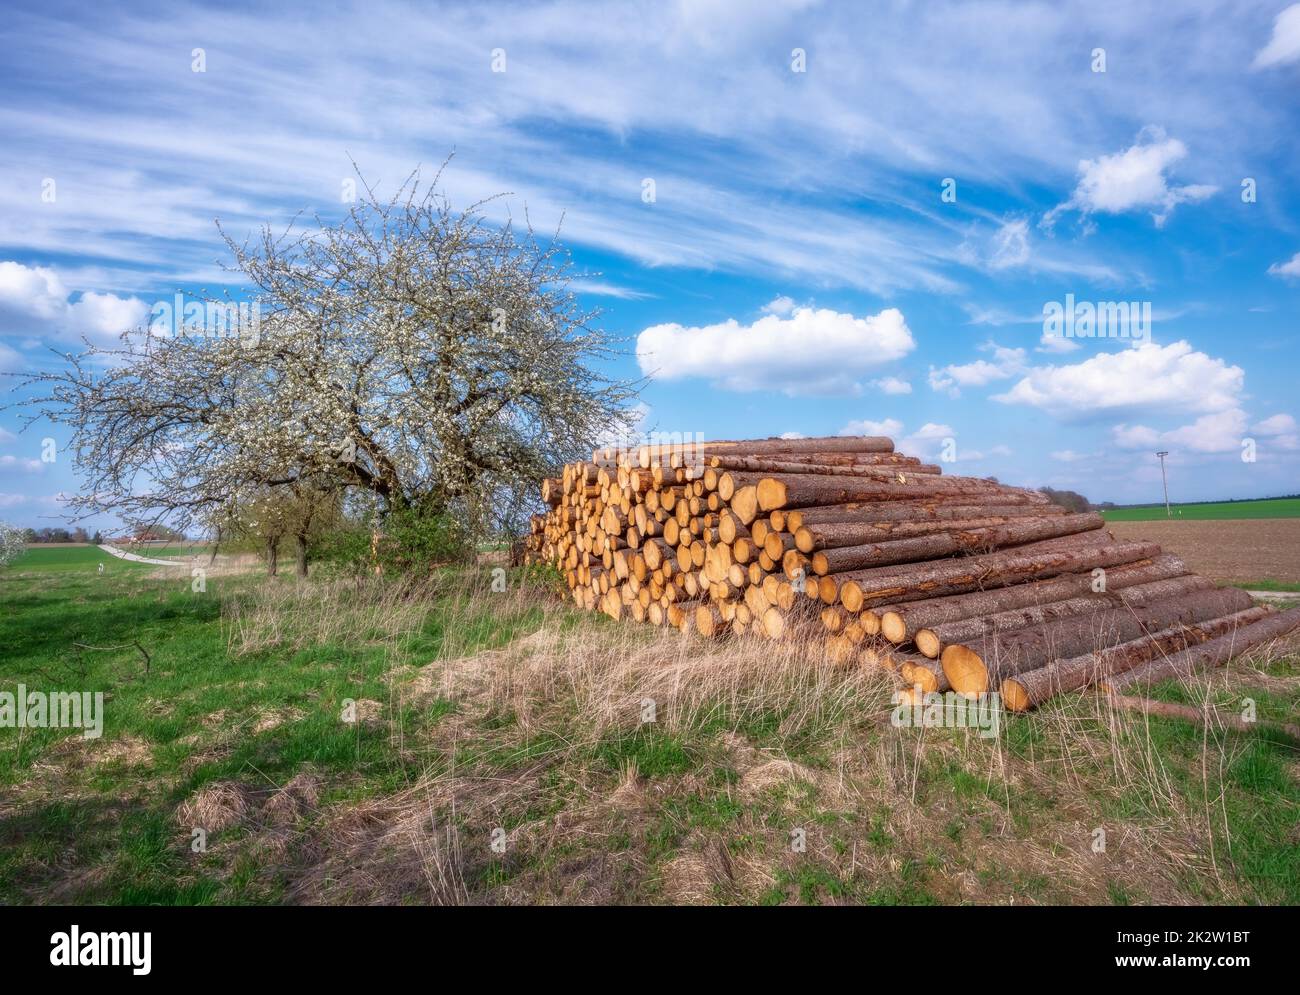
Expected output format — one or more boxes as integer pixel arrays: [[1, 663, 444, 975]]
[[1106, 518, 1300, 585]]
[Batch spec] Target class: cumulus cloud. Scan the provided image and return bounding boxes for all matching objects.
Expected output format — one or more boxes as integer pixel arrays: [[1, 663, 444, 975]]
[[761, 295, 796, 316], [0, 260, 148, 348], [928, 343, 1027, 397], [1113, 409, 1248, 454], [779, 431, 806, 440], [871, 376, 912, 395], [1253, 3, 1300, 68], [1267, 251, 1300, 280], [993, 341, 1244, 416], [636, 305, 915, 395], [1253, 413, 1297, 435], [1043, 129, 1217, 229], [837, 417, 904, 439]]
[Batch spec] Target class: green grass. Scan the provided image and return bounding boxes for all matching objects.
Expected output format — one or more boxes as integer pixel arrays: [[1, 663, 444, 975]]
[[2, 557, 1298, 906], [1100, 497, 1300, 521]]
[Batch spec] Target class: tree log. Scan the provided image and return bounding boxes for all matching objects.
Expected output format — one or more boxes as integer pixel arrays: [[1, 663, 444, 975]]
[[832, 530, 1131, 611], [917, 572, 1214, 658], [810, 513, 1102, 575], [877, 552, 1187, 645], [1002, 606, 1272, 711], [787, 500, 1059, 530], [756, 472, 1040, 511], [795, 512, 1072, 553], [1099, 606, 1300, 693], [941, 587, 1256, 695]]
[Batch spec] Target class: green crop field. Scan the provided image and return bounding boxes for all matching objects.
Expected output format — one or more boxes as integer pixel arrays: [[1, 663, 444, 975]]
[[14, 545, 196, 573], [1100, 497, 1300, 521]]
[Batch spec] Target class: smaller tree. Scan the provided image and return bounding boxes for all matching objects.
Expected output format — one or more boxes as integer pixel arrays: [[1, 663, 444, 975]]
[[223, 482, 343, 577], [0, 523, 26, 567]]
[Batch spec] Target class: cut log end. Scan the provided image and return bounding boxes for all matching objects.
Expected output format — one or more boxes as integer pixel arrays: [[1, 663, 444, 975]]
[[756, 477, 789, 512], [731, 485, 759, 525], [914, 628, 941, 659], [940, 643, 988, 696], [880, 610, 906, 644], [1001, 679, 1031, 712]]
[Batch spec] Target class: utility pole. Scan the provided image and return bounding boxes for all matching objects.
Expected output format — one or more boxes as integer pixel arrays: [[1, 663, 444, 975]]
[[1156, 451, 1171, 517]]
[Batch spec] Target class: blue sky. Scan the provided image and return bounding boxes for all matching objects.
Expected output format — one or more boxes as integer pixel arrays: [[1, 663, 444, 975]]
[[2, 0, 1299, 530]]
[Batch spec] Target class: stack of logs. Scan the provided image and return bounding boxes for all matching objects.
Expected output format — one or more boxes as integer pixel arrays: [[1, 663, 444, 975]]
[[524, 435, 1300, 710]]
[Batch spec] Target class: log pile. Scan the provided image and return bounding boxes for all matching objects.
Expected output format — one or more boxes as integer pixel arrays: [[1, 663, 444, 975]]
[[524, 435, 1300, 710]]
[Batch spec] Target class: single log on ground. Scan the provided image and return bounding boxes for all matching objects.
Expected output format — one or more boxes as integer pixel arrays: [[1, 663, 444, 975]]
[[810, 513, 1102, 575], [1002, 606, 1272, 711], [1100, 694, 1300, 742], [916, 572, 1213, 658], [834, 530, 1134, 612], [1099, 606, 1300, 694], [942, 587, 1256, 696], [877, 552, 1187, 645]]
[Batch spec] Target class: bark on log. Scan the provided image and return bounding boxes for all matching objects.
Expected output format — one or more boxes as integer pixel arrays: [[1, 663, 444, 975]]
[[917, 572, 1214, 659], [877, 552, 1188, 645], [1099, 606, 1300, 693], [810, 513, 1103, 575], [706, 456, 942, 477], [1001, 606, 1273, 711], [833, 530, 1132, 612], [636, 435, 895, 467], [941, 587, 1256, 696], [756, 472, 1040, 511], [787, 500, 1061, 530], [795, 512, 1073, 553]]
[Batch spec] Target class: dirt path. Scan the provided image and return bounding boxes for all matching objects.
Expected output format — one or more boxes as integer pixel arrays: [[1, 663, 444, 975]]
[[97, 544, 190, 567], [1105, 519, 1300, 585]]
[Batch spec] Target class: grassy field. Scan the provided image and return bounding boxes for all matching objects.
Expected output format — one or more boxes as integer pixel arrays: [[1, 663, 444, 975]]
[[16, 545, 200, 572], [1101, 498, 1300, 521], [2, 560, 1298, 905]]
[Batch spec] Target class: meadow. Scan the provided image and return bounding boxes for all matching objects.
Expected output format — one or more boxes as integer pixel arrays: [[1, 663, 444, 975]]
[[1, 553, 1298, 905], [1100, 497, 1300, 521]]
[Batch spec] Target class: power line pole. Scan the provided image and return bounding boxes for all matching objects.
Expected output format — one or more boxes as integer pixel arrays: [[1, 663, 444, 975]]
[[1156, 451, 1171, 517]]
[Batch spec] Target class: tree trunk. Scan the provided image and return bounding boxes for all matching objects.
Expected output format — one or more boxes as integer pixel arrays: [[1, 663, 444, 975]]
[[1099, 606, 1300, 694], [941, 587, 1256, 695], [831, 530, 1138, 612], [877, 552, 1188, 645], [916, 572, 1213, 658], [810, 513, 1102, 575], [295, 533, 309, 578], [267, 538, 279, 577], [1002, 606, 1273, 710]]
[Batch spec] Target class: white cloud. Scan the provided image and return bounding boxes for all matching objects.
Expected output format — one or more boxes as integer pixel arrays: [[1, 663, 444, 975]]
[[928, 343, 1027, 396], [1114, 409, 1248, 454], [993, 341, 1244, 416], [779, 431, 806, 440], [0, 454, 43, 473], [1253, 413, 1297, 435], [837, 417, 904, 439], [0, 428, 16, 443], [987, 218, 1030, 270], [0, 260, 149, 348], [871, 376, 912, 395], [1253, 4, 1300, 68], [569, 280, 652, 300], [1050, 449, 1089, 462], [1044, 128, 1217, 229], [0, 493, 27, 509], [1036, 327, 1080, 353], [637, 305, 915, 395], [761, 295, 796, 316], [1267, 251, 1300, 280]]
